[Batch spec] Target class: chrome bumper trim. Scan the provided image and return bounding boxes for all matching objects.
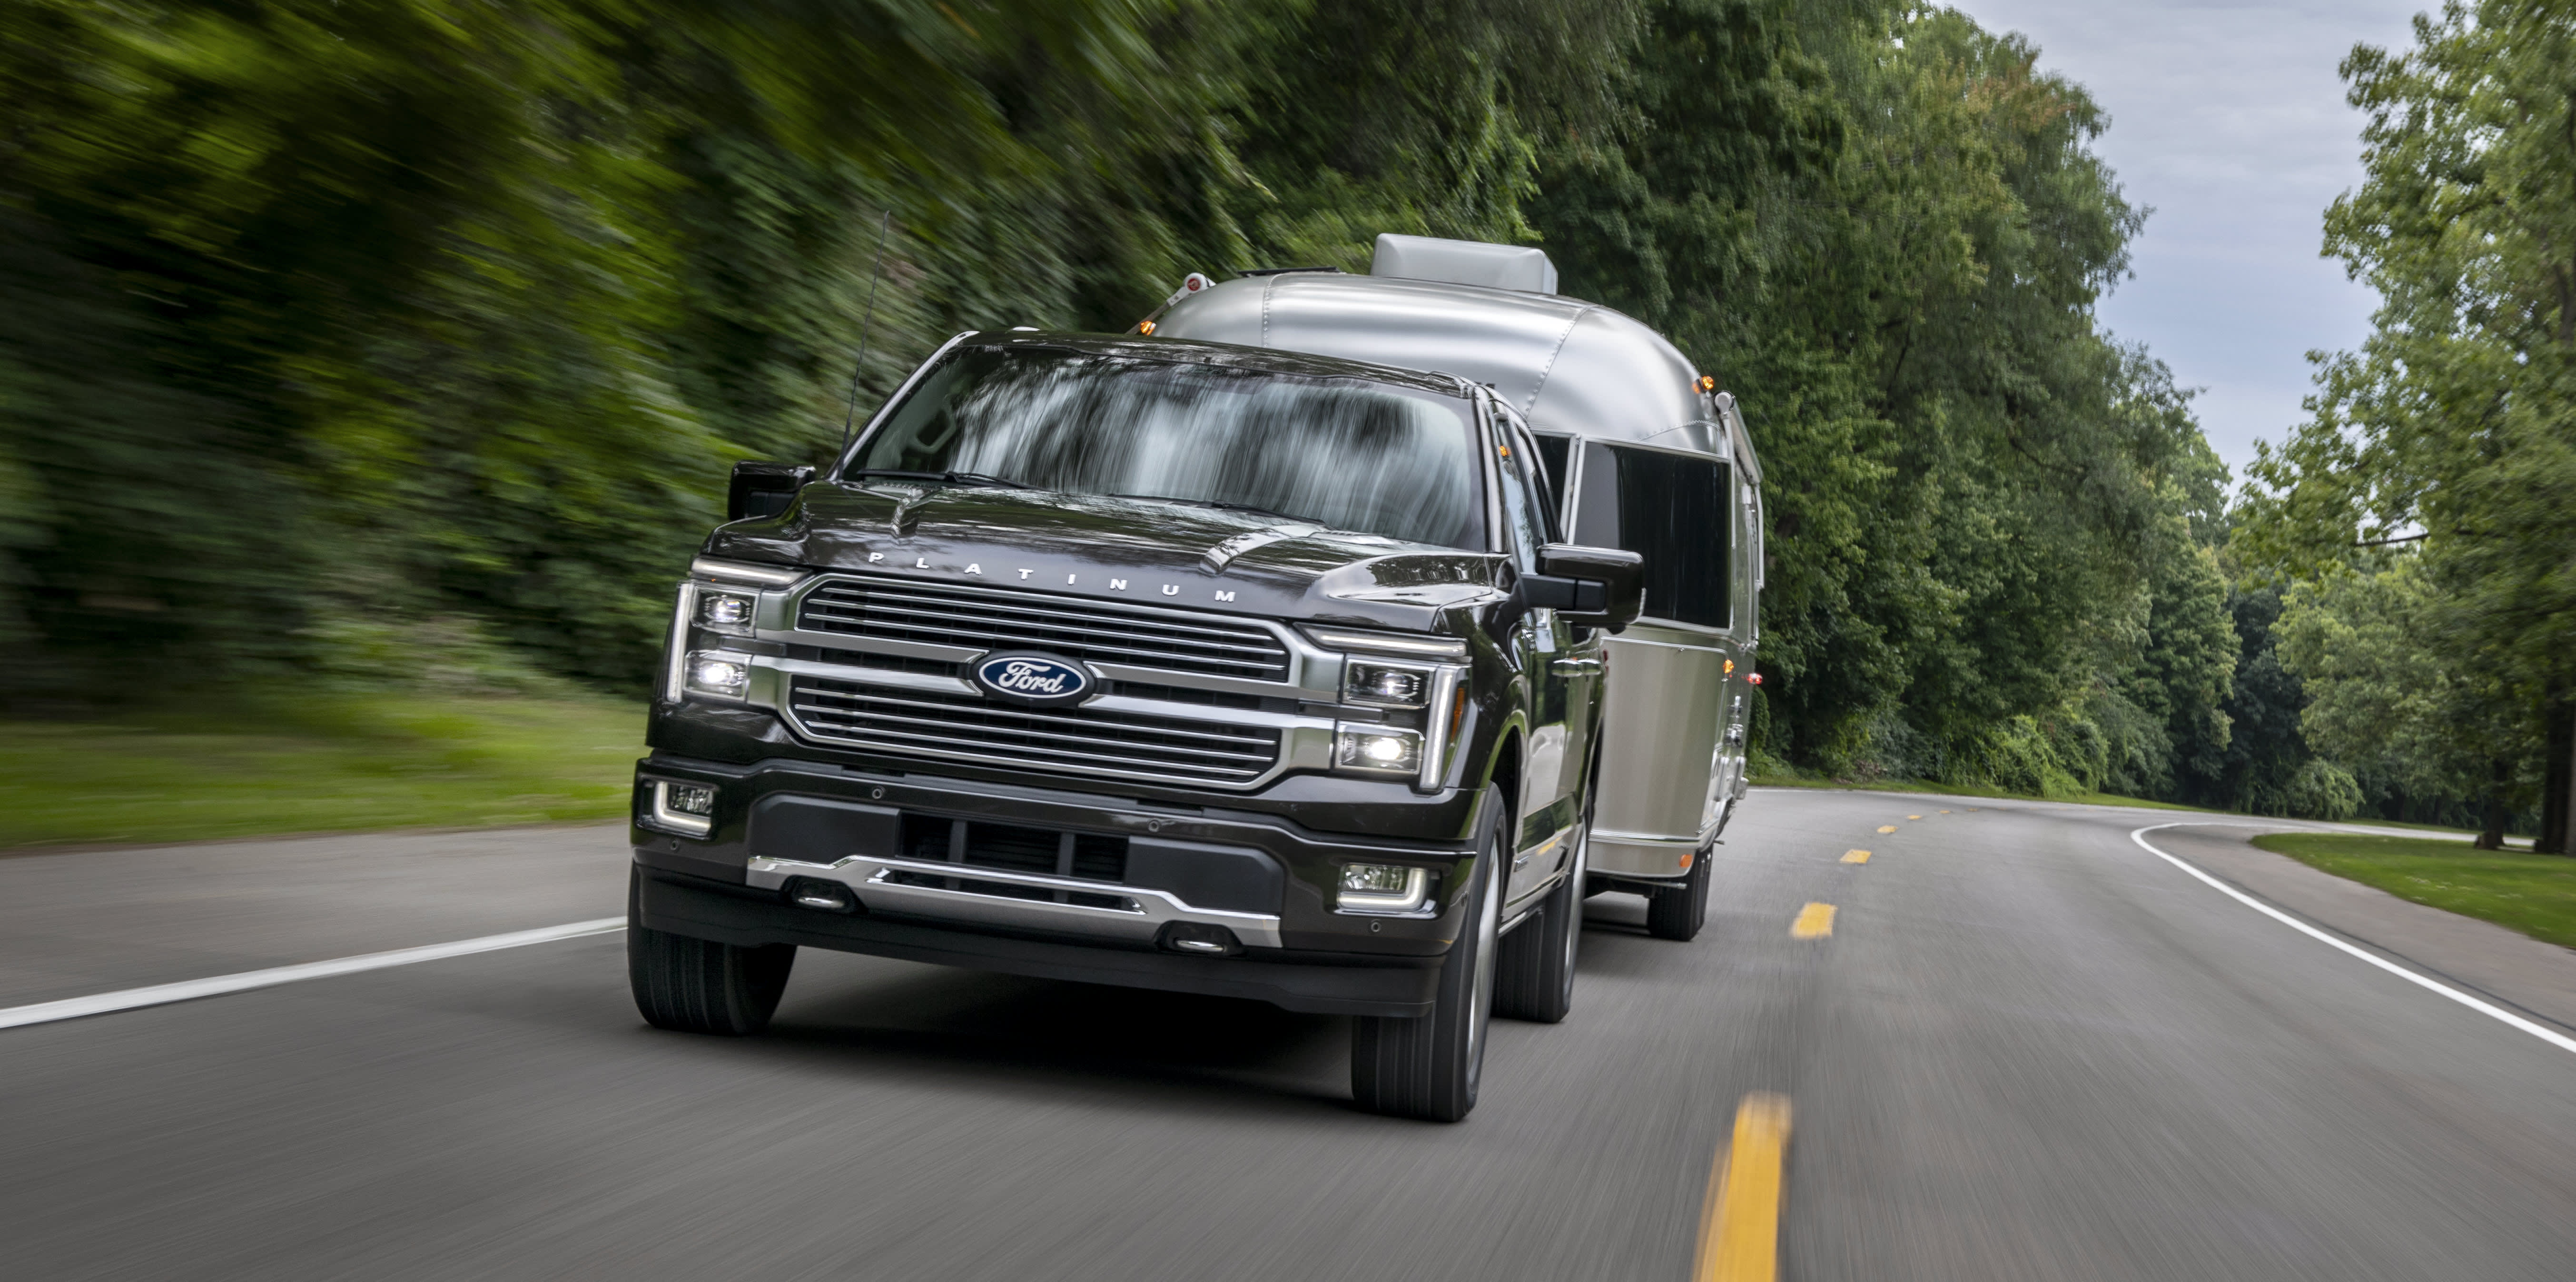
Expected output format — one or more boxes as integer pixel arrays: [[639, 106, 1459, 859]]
[[746, 853, 1285, 948]]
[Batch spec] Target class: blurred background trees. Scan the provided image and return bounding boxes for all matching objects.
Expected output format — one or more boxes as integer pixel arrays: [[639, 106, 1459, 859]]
[[3, 0, 2560, 831]]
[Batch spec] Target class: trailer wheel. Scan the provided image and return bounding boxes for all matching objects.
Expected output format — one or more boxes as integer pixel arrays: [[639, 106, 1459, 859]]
[[628, 873, 794, 1036], [1645, 844, 1712, 942], [1494, 819, 1587, 1023], [1352, 789, 1504, 1122]]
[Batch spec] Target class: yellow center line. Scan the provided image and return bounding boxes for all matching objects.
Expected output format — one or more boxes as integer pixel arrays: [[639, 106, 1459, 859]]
[[1791, 903, 1836, 938], [1938, 809, 1951, 814], [1876, 825, 1897, 834], [1841, 849, 1871, 864], [1696, 1092, 1793, 1282], [1906, 814, 1922, 820]]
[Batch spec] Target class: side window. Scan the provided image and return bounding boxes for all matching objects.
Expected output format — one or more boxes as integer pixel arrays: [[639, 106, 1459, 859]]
[[1496, 438, 1544, 574], [1603, 446, 1731, 628], [1532, 433, 1572, 523], [1572, 441, 1620, 547]]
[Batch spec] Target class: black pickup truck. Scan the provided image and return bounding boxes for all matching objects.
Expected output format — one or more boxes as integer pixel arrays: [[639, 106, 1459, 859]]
[[628, 332, 1641, 1121]]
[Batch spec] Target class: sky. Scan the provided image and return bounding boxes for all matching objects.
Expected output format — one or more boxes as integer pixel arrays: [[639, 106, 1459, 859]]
[[1955, 0, 2426, 481]]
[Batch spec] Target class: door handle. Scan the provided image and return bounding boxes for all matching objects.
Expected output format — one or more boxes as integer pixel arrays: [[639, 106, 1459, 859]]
[[1549, 657, 1602, 676]]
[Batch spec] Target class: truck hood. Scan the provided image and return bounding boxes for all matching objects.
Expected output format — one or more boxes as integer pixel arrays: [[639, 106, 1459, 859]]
[[704, 483, 1509, 633]]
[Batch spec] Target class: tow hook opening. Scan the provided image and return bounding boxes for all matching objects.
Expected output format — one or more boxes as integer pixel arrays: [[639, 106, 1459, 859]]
[[1156, 922, 1243, 957], [782, 877, 861, 914]]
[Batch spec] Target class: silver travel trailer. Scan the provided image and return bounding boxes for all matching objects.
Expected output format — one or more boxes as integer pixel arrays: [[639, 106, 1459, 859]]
[[1154, 234, 1765, 940]]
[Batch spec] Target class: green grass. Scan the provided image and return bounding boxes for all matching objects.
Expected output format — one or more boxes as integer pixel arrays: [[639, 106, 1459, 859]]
[[2252, 832, 2576, 949], [0, 692, 645, 850]]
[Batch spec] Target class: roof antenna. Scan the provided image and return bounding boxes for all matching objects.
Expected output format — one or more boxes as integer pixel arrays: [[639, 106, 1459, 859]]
[[835, 209, 897, 466]]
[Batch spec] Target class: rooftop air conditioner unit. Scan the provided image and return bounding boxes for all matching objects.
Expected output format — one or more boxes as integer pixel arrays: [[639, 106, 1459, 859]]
[[1368, 234, 1558, 295]]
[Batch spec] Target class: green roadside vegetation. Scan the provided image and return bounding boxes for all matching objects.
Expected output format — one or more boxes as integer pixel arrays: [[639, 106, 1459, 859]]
[[2252, 833, 2576, 950], [0, 693, 643, 851], [1748, 766, 2219, 814]]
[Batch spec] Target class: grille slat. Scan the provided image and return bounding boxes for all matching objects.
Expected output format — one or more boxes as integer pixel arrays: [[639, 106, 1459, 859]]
[[796, 578, 1291, 682], [799, 606, 1283, 670], [790, 676, 1283, 783], [795, 686, 1276, 754], [811, 593, 1288, 657]]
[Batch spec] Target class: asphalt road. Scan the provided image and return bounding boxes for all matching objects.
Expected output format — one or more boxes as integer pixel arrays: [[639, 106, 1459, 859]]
[[7, 791, 2576, 1280]]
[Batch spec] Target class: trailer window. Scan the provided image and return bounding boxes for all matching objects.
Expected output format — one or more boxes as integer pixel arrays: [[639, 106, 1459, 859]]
[[1604, 446, 1730, 628]]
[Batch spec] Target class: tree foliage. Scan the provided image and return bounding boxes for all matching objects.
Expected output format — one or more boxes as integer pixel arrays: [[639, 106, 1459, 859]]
[[3, 0, 2289, 810], [2239, 0, 2576, 847]]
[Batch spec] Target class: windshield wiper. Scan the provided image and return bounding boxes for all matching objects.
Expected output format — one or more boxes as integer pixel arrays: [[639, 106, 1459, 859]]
[[842, 469, 1030, 489], [1107, 494, 1317, 525]]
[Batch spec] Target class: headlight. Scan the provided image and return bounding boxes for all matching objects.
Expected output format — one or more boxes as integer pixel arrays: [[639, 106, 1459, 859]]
[[1338, 863, 1430, 914], [686, 651, 750, 698], [1334, 725, 1422, 773], [1343, 660, 1432, 708], [696, 589, 756, 636]]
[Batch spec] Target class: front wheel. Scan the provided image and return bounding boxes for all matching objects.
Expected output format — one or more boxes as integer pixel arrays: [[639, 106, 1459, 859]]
[[1494, 820, 1587, 1023], [1645, 843, 1712, 942], [1352, 789, 1505, 1122], [628, 873, 795, 1035]]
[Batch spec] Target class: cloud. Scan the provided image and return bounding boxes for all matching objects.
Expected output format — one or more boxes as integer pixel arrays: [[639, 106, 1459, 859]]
[[1957, 0, 2424, 476]]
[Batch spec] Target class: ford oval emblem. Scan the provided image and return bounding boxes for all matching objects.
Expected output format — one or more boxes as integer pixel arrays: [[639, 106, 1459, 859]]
[[971, 652, 1095, 707]]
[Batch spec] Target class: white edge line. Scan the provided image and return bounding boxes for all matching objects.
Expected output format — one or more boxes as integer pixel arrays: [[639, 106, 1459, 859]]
[[2131, 822, 2576, 1058], [0, 917, 626, 1031]]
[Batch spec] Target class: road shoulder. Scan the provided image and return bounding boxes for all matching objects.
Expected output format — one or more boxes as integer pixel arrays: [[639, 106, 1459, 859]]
[[2157, 824, 2576, 1038]]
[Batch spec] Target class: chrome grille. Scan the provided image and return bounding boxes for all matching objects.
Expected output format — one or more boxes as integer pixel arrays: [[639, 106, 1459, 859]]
[[788, 676, 1284, 784], [796, 578, 1291, 682]]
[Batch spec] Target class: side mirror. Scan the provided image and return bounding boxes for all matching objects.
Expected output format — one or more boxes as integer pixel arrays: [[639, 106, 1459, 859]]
[[728, 461, 815, 522], [1526, 544, 1645, 633]]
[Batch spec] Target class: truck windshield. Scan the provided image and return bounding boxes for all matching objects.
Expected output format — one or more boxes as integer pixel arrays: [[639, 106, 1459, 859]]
[[845, 348, 1484, 549]]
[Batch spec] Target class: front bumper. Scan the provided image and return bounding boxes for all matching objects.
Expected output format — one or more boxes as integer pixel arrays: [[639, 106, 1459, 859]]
[[631, 754, 1485, 1017]]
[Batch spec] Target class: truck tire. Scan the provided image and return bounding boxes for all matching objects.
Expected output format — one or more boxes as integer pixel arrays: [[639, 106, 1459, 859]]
[[628, 875, 795, 1036], [1493, 819, 1587, 1024], [1645, 844, 1712, 942], [1351, 790, 1505, 1122]]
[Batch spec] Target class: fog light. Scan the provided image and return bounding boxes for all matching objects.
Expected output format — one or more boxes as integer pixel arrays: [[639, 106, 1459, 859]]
[[649, 780, 715, 836], [1334, 725, 1422, 773], [1338, 863, 1429, 914], [698, 590, 756, 635], [1343, 661, 1431, 708], [686, 651, 750, 697]]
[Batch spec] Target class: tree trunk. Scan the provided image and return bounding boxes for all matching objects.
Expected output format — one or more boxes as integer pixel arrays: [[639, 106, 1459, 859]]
[[2543, 693, 2575, 856], [2475, 757, 2511, 851]]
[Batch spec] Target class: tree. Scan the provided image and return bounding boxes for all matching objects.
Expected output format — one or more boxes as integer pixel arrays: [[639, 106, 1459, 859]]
[[2238, 0, 2576, 851]]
